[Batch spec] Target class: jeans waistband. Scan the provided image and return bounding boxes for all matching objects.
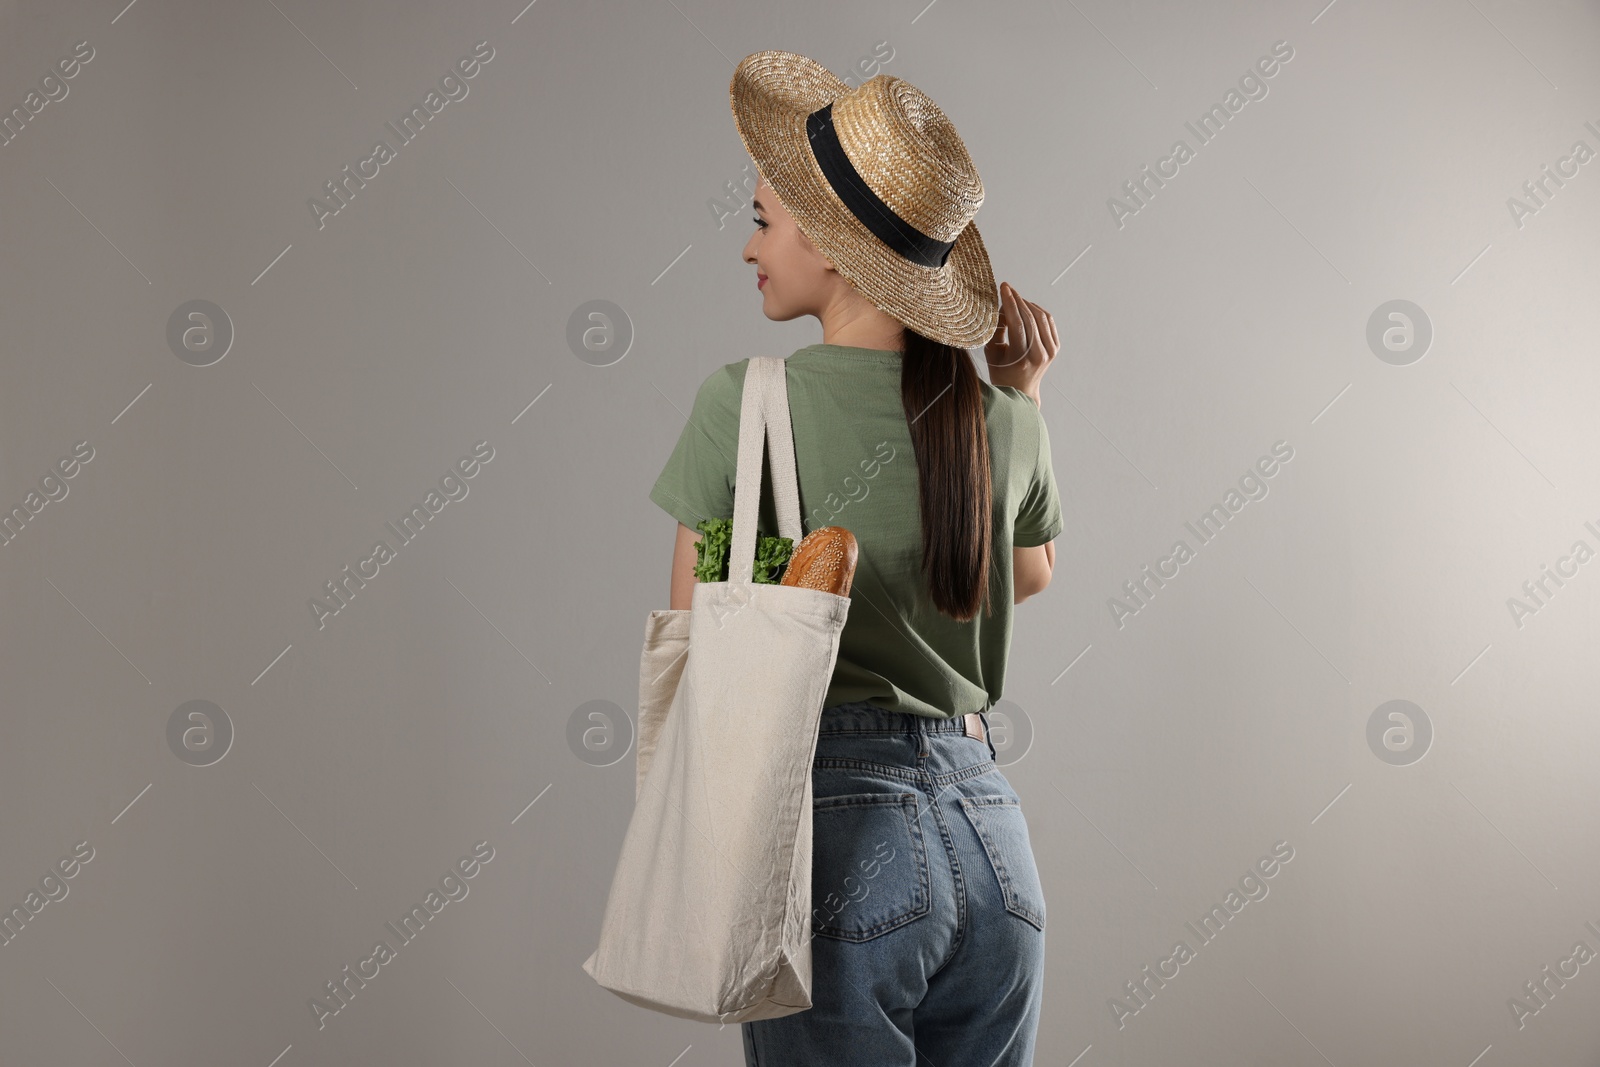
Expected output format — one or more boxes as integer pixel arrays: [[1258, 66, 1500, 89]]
[[818, 699, 982, 736]]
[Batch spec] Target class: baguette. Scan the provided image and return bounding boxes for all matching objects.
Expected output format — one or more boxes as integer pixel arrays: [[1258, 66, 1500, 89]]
[[779, 526, 858, 596]]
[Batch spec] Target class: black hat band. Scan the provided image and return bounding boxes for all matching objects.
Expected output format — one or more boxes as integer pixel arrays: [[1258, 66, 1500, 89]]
[[805, 102, 955, 270]]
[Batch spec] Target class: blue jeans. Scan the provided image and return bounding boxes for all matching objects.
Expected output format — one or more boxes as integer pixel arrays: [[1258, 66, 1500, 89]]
[[741, 701, 1047, 1066]]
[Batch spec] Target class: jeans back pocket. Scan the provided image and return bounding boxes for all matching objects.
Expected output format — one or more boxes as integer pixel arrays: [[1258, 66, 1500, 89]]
[[811, 792, 931, 942], [959, 795, 1046, 931]]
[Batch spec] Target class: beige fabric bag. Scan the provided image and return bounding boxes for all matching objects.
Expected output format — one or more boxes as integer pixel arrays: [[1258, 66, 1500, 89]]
[[583, 356, 850, 1023]]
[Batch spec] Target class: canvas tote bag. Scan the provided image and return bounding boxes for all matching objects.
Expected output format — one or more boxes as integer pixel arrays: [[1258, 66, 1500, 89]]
[[582, 355, 851, 1023]]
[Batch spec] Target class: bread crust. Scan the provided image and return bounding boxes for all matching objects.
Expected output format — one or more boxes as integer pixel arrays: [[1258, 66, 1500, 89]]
[[779, 526, 858, 596]]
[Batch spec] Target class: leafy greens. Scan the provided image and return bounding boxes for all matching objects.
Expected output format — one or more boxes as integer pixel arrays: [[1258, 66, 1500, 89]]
[[692, 517, 795, 584]]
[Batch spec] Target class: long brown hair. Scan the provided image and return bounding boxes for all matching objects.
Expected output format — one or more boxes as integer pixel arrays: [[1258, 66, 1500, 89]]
[[899, 326, 994, 622]]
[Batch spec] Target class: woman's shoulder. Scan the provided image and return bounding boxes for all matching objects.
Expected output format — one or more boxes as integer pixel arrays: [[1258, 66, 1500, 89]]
[[672, 361, 754, 440], [704, 353, 791, 381], [980, 379, 1047, 457], [690, 358, 754, 397], [697, 352, 805, 397], [981, 379, 1042, 421]]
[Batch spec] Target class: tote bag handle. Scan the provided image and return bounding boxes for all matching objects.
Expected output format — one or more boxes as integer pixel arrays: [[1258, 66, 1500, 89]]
[[730, 357, 803, 584]]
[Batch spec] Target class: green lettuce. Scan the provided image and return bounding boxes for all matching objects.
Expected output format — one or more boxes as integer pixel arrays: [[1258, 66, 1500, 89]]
[[693, 517, 795, 584]]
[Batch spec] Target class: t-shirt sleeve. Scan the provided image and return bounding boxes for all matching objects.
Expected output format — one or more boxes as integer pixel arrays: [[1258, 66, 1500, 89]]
[[1013, 402, 1064, 548], [648, 361, 744, 532]]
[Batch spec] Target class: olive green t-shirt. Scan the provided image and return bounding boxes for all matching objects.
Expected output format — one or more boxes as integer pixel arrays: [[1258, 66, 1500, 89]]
[[648, 343, 1064, 720]]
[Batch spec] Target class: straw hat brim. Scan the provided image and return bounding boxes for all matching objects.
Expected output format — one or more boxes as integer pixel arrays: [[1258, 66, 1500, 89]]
[[730, 51, 1000, 350]]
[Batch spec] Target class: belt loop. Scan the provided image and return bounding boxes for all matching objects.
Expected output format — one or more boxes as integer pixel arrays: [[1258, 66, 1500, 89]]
[[908, 711, 929, 757], [981, 711, 997, 762]]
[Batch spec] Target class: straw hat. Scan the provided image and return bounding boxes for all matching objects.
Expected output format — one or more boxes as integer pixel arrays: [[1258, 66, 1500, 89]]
[[730, 50, 1000, 350]]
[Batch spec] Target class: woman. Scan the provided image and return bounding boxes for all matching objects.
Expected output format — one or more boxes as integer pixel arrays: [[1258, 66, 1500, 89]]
[[648, 51, 1064, 1066]]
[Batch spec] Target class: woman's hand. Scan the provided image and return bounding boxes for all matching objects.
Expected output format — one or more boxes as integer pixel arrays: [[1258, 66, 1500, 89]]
[[983, 281, 1058, 406]]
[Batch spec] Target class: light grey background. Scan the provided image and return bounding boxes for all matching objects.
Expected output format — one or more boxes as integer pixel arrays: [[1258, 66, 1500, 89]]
[[3, 0, 1599, 1064]]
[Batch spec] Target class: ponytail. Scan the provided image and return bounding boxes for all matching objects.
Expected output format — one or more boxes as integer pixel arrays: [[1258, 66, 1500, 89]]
[[899, 327, 994, 622]]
